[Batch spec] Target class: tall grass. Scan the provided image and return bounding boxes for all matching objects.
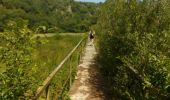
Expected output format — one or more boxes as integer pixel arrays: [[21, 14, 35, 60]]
[[29, 34, 85, 98], [0, 33, 85, 98]]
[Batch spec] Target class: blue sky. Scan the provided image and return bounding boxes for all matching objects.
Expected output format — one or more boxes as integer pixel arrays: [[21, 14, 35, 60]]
[[74, 0, 105, 3]]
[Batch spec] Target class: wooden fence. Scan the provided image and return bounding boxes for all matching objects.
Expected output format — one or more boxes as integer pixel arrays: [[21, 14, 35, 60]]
[[33, 38, 86, 100]]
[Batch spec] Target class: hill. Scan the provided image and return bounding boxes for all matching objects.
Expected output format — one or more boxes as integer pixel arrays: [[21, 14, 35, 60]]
[[0, 0, 98, 32]]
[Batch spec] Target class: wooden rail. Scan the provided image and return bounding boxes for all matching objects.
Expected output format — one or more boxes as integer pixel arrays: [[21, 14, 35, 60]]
[[125, 63, 167, 99], [33, 38, 86, 100]]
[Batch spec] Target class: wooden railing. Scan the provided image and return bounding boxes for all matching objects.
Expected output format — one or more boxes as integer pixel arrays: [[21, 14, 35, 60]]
[[33, 38, 86, 100], [125, 63, 167, 99]]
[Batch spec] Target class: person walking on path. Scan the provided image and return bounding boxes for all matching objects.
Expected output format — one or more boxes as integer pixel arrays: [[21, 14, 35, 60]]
[[89, 29, 95, 45]]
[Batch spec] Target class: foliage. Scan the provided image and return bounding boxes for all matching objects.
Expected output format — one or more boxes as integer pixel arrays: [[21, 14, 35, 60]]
[[0, 20, 34, 99], [96, 0, 170, 99], [35, 26, 47, 33], [30, 34, 84, 99], [0, 26, 84, 99], [0, 0, 99, 33]]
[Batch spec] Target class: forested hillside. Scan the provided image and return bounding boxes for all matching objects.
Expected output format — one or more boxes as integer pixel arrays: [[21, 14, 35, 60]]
[[96, 0, 170, 99], [0, 0, 98, 32]]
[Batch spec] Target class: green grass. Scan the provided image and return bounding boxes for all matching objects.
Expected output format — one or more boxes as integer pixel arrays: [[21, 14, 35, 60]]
[[0, 33, 86, 98], [29, 33, 85, 98]]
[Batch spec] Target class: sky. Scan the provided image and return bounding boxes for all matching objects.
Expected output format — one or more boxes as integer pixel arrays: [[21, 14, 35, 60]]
[[74, 0, 105, 3]]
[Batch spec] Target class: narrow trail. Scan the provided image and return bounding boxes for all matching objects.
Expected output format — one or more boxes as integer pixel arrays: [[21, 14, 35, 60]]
[[69, 40, 110, 100]]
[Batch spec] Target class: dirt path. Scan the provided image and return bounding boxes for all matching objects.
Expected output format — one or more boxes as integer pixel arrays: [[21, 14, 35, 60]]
[[69, 40, 110, 100]]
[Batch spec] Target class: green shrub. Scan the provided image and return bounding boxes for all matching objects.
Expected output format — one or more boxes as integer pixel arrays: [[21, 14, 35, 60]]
[[0, 20, 34, 99], [96, 0, 170, 99]]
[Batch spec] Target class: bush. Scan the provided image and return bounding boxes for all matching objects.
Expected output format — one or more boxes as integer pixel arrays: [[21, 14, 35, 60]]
[[0, 20, 34, 99], [96, 0, 170, 99]]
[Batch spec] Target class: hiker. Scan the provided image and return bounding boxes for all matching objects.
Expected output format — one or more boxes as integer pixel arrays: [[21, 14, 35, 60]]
[[89, 29, 95, 45]]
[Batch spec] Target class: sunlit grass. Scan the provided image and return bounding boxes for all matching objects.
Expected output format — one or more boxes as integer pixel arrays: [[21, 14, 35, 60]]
[[29, 33, 85, 96]]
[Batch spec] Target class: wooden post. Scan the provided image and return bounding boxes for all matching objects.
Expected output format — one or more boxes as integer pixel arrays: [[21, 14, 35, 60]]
[[45, 85, 50, 100], [79, 43, 83, 64], [69, 56, 72, 87]]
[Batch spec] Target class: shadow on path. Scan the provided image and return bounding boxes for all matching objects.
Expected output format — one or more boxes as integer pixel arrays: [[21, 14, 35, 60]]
[[87, 62, 112, 100], [69, 41, 112, 100]]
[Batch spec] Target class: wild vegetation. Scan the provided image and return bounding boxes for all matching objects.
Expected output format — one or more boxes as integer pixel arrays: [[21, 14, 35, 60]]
[[96, 0, 170, 99], [0, 0, 94, 99], [32, 34, 85, 99], [1, 0, 170, 99], [0, 0, 98, 33], [0, 21, 34, 99], [0, 20, 85, 99]]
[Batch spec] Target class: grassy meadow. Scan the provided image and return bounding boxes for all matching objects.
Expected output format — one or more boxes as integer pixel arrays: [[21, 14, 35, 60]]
[[30, 33, 85, 95]]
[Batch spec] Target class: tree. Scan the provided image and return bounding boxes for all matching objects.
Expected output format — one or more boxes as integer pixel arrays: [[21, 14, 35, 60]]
[[96, 0, 170, 99], [0, 0, 98, 32]]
